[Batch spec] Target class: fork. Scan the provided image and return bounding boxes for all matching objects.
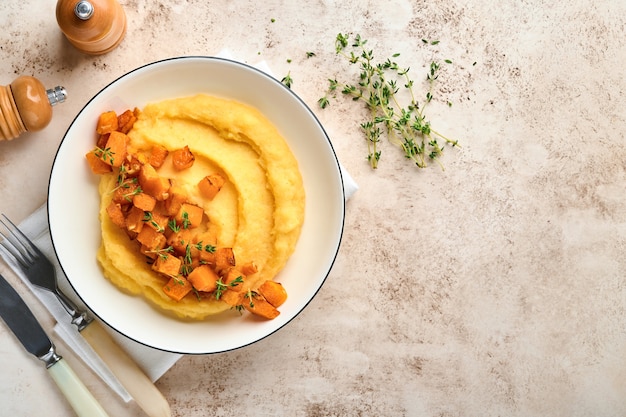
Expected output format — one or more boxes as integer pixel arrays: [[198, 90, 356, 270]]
[[0, 214, 171, 417], [0, 216, 92, 330]]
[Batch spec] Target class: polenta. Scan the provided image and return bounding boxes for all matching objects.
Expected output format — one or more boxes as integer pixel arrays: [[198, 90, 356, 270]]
[[86, 94, 305, 320]]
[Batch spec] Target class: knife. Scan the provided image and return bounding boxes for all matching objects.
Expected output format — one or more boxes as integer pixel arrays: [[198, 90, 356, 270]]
[[0, 273, 109, 417]]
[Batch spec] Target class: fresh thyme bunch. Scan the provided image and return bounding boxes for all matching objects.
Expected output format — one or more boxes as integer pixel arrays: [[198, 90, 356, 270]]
[[319, 33, 459, 169]]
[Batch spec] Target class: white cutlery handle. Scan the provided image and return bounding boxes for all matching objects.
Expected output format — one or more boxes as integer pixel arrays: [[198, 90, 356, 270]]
[[47, 357, 110, 417], [81, 321, 172, 417]]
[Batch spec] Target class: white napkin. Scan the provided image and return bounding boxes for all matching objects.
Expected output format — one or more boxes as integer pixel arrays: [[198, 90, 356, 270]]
[[11, 53, 358, 403]]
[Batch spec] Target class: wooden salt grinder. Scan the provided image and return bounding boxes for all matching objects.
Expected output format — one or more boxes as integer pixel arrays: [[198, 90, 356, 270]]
[[56, 0, 127, 55], [0, 76, 67, 142]]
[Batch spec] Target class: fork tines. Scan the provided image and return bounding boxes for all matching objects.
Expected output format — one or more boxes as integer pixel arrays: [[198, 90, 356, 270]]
[[0, 214, 37, 269]]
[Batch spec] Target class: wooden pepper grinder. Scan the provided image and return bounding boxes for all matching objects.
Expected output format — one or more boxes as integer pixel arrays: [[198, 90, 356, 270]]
[[56, 0, 127, 55], [0, 76, 67, 141]]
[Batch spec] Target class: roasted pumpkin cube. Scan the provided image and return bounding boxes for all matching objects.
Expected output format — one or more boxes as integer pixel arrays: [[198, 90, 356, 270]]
[[193, 231, 218, 263], [166, 228, 193, 256], [197, 173, 225, 200], [96, 133, 110, 150], [214, 247, 235, 273], [258, 280, 288, 308], [96, 110, 118, 135], [106, 202, 126, 228], [103, 131, 129, 168], [139, 245, 157, 260], [187, 265, 219, 292], [163, 276, 192, 302], [243, 292, 280, 320], [163, 185, 188, 216], [152, 254, 181, 277], [171, 145, 195, 170], [117, 109, 137, 134], [197, 246, 216, 266], [175, 203, 204, 229], [223, 268, 245, 292], [112, 180, 140, 204], [133, 192, 156, 212], [148, 144, 169, 168], [220, 289, 244, 307], [138, 163, 170, 201], [144, 209, 169, 232], [121, 154, 143, 178], [136, 225, 166, 252], [85, 150, 112, 175], [240, 261, 258, 276], [125, 205, 145, 234]]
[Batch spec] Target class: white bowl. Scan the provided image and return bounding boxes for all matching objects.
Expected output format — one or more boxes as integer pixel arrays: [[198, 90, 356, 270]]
[[48, 56, 345, 354]]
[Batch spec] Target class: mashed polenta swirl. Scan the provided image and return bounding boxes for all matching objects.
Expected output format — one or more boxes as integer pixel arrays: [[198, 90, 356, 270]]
[[96, 94, 305, 319]]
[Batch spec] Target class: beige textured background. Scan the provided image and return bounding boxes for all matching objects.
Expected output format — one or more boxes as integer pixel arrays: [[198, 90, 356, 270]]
[[1, 0, 625, 416]]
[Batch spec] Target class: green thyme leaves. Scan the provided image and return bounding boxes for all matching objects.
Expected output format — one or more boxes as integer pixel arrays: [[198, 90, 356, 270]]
[[320, 33, 460, 169]]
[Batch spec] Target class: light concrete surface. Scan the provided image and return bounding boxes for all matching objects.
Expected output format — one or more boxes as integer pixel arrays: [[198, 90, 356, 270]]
[[1, 0, 626, 416]]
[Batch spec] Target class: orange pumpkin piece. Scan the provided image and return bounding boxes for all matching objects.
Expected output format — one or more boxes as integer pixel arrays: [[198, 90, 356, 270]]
[[117, 109, 137, 134], [257, 280, 288, 308], [145, 209, 169, 232], [96, 133, 110, 149], [244, 292, 280, 319], [85, 150, 112, 174], [125, 205, 145, 235], [152, 254, 181, 277], [175, 203, 204, 229], [166, 228, 193, 256], [197, 246, 216, 266], [187, 265, 219, 292], [112, 180, 140, 204], [104, 131, 129, 168], [240, 262, 258, 276], [197, 173, 225, 200], [96, 110, 118, 135], [220, 289, 244, 307], [106, 202, 126, 228], [138, 163, 170, 201], [163, 276, 193, 302], [132, 192, 156, 212], [148, 144, 169, 168], [121, 154, 143, 178], [223, 268, 245, 292], [163, 185, 188, 216], [193, 230, 218, 264], [136, 225, 166, 252], [171, 145, 195, 170], [214, 247, 236, 273]]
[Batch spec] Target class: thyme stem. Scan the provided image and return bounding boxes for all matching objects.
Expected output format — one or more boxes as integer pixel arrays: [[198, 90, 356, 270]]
[[320, 33, 460, 169]]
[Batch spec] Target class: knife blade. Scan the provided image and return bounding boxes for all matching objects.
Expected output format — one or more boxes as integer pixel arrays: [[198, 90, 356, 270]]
[[0, 273, 109, 417]]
